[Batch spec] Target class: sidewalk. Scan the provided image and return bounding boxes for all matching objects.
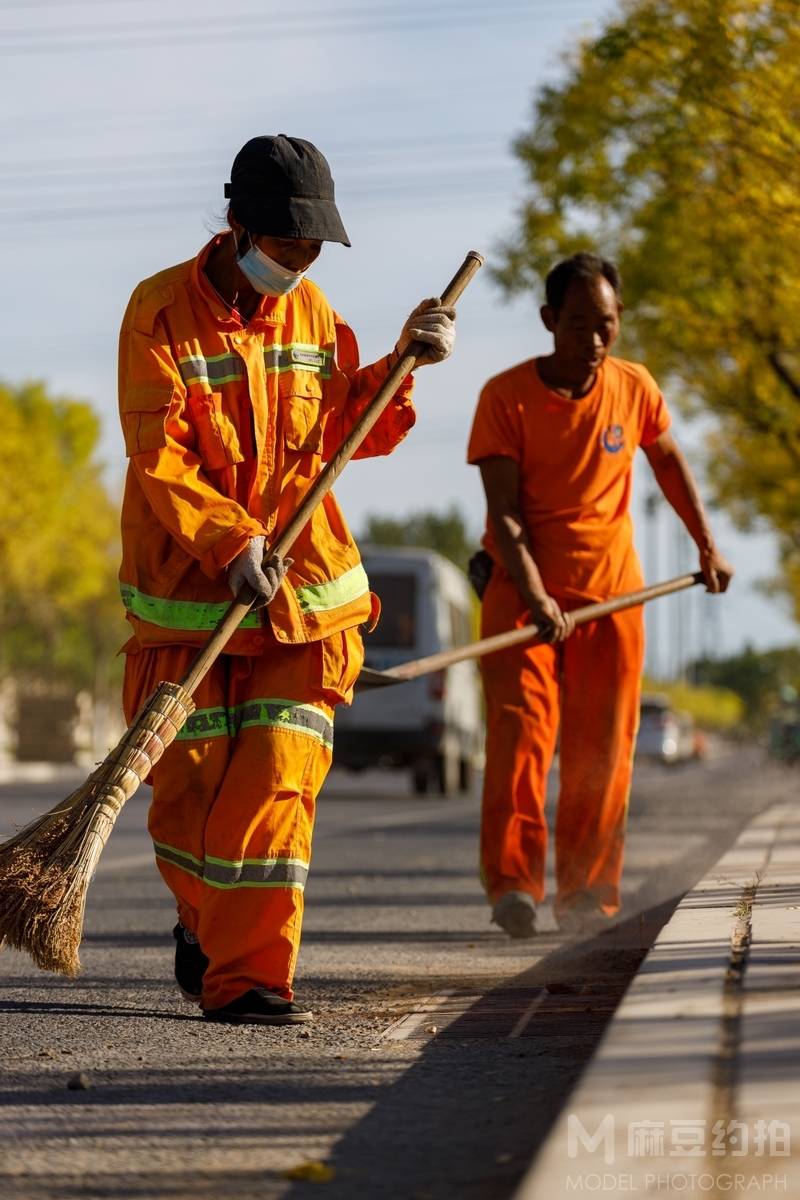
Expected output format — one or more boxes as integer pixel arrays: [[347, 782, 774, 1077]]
[[515, 799, 800, 1198]]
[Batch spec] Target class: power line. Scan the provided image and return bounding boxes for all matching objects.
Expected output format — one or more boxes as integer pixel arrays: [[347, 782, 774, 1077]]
[[0, 0, 483, 7], [0, 180, 517, 232], [0, 154, 515, 205], [0, 2, 597, 53], [0, 135, 509, 179], [0, 80, 533, 136], [0, 171, 517, 217], [0, 0, 589, 27]]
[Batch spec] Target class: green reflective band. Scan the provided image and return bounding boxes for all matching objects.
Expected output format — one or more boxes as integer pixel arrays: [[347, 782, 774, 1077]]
[[153, 840, 308, 890], [177, 697, 334, 749], [121, 584, 260, 631], [264, 342, 333, 378], [177, 344, 332, 389], [178, 352, 245, 388], [295, 564, 369, 615]]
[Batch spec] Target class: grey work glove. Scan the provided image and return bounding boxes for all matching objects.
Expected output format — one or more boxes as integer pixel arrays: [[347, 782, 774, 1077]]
[[228, 536, 290, 609], [395, 296, 456, 366]]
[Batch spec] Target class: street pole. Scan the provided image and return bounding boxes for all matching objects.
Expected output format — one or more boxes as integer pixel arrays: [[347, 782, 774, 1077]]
[[645, 491, 661, 678]]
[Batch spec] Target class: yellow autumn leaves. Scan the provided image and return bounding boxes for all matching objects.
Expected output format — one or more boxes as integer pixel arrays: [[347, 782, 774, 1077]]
[[495, 0, 800, 617], [0, 380, 125, 689]]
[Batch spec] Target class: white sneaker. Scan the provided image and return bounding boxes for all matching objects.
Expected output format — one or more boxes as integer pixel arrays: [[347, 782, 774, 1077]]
[[556, 893, 614, 936], [491, 891, 537, 939]]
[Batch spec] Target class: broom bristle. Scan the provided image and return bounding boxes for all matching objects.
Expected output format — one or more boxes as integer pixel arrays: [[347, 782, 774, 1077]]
[[0, 806, 96, 975], [0, 680, 195, 976]]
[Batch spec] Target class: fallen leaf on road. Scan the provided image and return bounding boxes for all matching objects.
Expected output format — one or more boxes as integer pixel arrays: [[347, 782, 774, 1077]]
[[282, 1161, 335, 1182]]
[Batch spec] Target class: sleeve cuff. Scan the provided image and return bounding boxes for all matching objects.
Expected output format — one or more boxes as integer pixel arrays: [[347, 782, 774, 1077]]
[[199, 520, 267, 578]]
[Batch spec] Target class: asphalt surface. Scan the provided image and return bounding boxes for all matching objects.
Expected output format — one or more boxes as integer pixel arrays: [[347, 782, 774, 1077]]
[[0, 745, 793, 1200]]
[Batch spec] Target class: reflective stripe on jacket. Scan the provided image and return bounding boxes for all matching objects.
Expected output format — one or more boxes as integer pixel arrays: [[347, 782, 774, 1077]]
[[118, 233, 415, 653]]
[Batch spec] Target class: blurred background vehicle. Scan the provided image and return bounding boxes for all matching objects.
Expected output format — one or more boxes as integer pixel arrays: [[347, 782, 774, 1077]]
[[636, 692, 699, 765], [768, 717, 800, 764], [768, 686, 800, 764], [334, 546, 483, 794]]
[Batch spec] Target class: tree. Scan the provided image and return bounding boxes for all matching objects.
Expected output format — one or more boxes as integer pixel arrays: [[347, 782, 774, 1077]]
[[693, 643, 800, 729], [360, 505, 475, 571], [494, 0, 800, 618], [0, 380, 125, 693]]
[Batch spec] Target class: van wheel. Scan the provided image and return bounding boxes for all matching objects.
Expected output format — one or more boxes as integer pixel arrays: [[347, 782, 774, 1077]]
[[412, 764, 430, 795], [458, 756, 473, 793], [435, 748, 460, 795]]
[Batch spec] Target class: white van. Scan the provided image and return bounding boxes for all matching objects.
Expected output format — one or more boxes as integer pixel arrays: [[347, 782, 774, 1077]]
[[334, 546, 484, 793], [636, 692, 697, 764]]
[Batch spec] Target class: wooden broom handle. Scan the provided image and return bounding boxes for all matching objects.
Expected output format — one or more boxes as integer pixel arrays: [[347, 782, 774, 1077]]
[[356, 572, 705, 689], [179, 249, 485, 696]]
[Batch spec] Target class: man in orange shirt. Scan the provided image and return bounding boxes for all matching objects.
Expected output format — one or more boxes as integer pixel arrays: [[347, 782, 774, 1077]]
[[467, 252, 732, 938], [119, 135, 456, 1024]]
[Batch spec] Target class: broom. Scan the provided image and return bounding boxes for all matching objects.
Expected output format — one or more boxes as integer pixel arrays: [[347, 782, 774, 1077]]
[[355, 572, 705, 689], [0, 249, 485, 977]]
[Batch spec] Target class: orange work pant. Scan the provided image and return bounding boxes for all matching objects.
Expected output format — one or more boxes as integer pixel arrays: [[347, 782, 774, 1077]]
[[479, 568, 644, 916], [122, 627, 362, 1010]]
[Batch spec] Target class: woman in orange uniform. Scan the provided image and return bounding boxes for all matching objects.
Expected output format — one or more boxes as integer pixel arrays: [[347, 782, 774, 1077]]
[[118, 135, 456, 1024], [467, 252, 732, 938]]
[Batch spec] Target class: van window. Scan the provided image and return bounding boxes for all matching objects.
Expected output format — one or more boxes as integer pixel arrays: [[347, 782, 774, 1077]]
[[366, 573, 417, 647]]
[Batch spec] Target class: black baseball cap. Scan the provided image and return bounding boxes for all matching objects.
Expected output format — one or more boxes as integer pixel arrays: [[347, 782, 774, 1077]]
[[224, 135, 350, 247]]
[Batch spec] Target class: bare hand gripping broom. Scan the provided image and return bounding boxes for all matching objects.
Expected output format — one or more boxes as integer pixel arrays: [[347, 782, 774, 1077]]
[[355, 573, 705, 690], [0, 250, 485, 976]]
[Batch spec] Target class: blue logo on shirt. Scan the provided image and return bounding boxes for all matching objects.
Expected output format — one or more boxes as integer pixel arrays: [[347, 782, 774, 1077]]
[[601, 424, 625, 454]]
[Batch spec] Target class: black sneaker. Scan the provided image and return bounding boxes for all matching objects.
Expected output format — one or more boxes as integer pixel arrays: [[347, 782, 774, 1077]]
[[203, 988, 313, 1026], [173, 922, 208, 1004]]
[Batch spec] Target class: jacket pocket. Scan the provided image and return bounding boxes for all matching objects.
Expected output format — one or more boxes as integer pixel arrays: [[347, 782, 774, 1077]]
[[186, 391, 244, 470], [121, 383, 177, 456], [312, 624, 365, 707], [279, 373, 324, 453]]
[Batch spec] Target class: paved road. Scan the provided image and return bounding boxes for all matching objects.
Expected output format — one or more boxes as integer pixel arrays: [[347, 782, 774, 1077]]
[[0, 746, 792, 1200]]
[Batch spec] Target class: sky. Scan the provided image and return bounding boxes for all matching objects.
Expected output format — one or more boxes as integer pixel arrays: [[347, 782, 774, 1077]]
[[1, 0, 796, 671]]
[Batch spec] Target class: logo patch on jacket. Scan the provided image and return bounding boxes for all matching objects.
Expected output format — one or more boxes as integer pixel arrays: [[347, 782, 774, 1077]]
[[290, 347, 327, 369], [600, 424, 625, 454]]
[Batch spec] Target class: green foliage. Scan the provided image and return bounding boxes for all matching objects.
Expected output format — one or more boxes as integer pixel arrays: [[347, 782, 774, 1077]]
[[360, 505, 476, 572], [643, 676, 744, 730], [495, 0, 800, 618], [0, 380, 125, 691], [663, 681, 743, 731], [692, 643, 800, 729]]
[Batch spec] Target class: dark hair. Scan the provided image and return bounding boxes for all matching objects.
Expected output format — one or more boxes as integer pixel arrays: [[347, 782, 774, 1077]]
[[545, 252, 622, 313]]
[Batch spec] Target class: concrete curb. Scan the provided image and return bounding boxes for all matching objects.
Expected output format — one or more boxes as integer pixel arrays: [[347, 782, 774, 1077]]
[[514, 801, 800, 1198]]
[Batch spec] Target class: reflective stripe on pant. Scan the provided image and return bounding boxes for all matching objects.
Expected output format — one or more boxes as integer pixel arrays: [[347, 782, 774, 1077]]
[[479, 568, 644, 916], [122, 628, 362, 1010]]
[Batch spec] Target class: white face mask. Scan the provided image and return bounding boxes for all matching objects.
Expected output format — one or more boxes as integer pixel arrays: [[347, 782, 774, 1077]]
[[235, 232, 307, 296]]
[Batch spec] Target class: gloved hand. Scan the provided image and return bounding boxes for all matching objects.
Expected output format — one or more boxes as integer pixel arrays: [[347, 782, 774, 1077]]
[[395, 296, 456, 366], [228, 536, 290, 608]]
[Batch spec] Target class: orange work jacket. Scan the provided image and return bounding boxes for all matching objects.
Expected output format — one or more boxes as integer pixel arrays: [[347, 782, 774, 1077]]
[[118, 234, 415, 655]]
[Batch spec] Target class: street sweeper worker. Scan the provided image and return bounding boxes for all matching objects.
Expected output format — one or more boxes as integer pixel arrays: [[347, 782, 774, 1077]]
[[467, 251, 733, 939], [118, 135, 456, 1025]]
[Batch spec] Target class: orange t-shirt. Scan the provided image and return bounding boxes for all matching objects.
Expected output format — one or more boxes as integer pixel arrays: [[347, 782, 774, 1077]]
[[467, 356, 671, 602]]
